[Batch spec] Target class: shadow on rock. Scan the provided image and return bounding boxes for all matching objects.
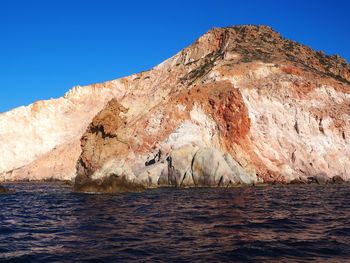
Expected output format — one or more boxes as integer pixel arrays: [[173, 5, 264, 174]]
[[0, 184, 14, 194], [74, 175, 145, 194]]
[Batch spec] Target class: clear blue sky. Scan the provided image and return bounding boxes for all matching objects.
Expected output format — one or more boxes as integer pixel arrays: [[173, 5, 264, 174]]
[[0, 0, 349, 112]]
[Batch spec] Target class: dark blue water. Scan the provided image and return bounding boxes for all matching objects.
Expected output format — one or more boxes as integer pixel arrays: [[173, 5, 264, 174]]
[[0, 183, 350, 262]]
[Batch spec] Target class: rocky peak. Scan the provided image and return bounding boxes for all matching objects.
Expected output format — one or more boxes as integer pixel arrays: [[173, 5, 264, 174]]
[[73, 25, 350, 191], [185, 25, 350, 84]]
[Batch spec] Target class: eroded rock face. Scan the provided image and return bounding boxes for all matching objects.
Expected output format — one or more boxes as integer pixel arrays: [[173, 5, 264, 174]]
[[74, 80, 261, 192], [0, 83, 126, 181], [1, 25, 349, 188], [74, 25, 349, 192], [75, 99, 130, 180]]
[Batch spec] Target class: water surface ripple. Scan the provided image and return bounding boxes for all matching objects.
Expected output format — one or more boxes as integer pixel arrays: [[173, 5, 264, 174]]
[[1, 183, 350, 262]]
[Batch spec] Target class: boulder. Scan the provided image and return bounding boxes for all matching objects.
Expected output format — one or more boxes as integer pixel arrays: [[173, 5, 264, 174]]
[[74, 159, 144, 193], [167, 144, 199, 187], [74, 175, 145, 193], [191, 147, 236, 187], [332, 175, 345, 184], [0, 184, 13, 194], [310, 172, 329, 185], [288, 176, 308, 184], [90, 159, 136, 182], [137, 162, 167, 187], [223, 153, 258, 185]]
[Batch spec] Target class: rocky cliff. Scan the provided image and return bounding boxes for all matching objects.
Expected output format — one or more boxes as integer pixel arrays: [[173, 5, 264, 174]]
[[1, 25, 349, 189], [0, 84, 125, 181], [74, 25, 350, 191]]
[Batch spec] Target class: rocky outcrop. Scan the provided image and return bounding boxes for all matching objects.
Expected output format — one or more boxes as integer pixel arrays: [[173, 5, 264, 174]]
[[75, 99, 131, 181], [0, 25, 349, 190], [0, 84, 126, 181], [74, 174, 145, 194], [74, 25, 349, 192], [166, 144, 199, 187], [0, 184, 13, 194], [74, 79, 261, 192]]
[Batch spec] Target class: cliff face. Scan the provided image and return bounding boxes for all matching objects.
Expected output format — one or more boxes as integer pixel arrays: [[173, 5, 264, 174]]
[[1, 25, 349, 186], [75, 25, 350, 190], [0, 84, 126, 181]]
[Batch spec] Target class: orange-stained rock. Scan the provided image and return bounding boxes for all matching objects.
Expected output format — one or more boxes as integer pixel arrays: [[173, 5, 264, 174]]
[[76, 99, 131, 181]]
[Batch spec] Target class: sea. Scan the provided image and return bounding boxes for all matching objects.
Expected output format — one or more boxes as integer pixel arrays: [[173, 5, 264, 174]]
[[1, 183, 349, 262]]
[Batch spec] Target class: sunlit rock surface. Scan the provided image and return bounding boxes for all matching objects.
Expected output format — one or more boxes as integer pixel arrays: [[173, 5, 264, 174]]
[[1, 25, 349, 188], [0, 83, 125, 181]]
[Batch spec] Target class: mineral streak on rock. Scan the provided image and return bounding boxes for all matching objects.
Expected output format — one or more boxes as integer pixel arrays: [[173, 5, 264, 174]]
[[0, 25, 349, 191]]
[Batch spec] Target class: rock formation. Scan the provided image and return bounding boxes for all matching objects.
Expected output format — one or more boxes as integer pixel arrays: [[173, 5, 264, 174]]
[[0, 184, 13, 194], [0, 84, 125, 181], [0, 25, 349, 191], [74, 25, 350, 192]]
